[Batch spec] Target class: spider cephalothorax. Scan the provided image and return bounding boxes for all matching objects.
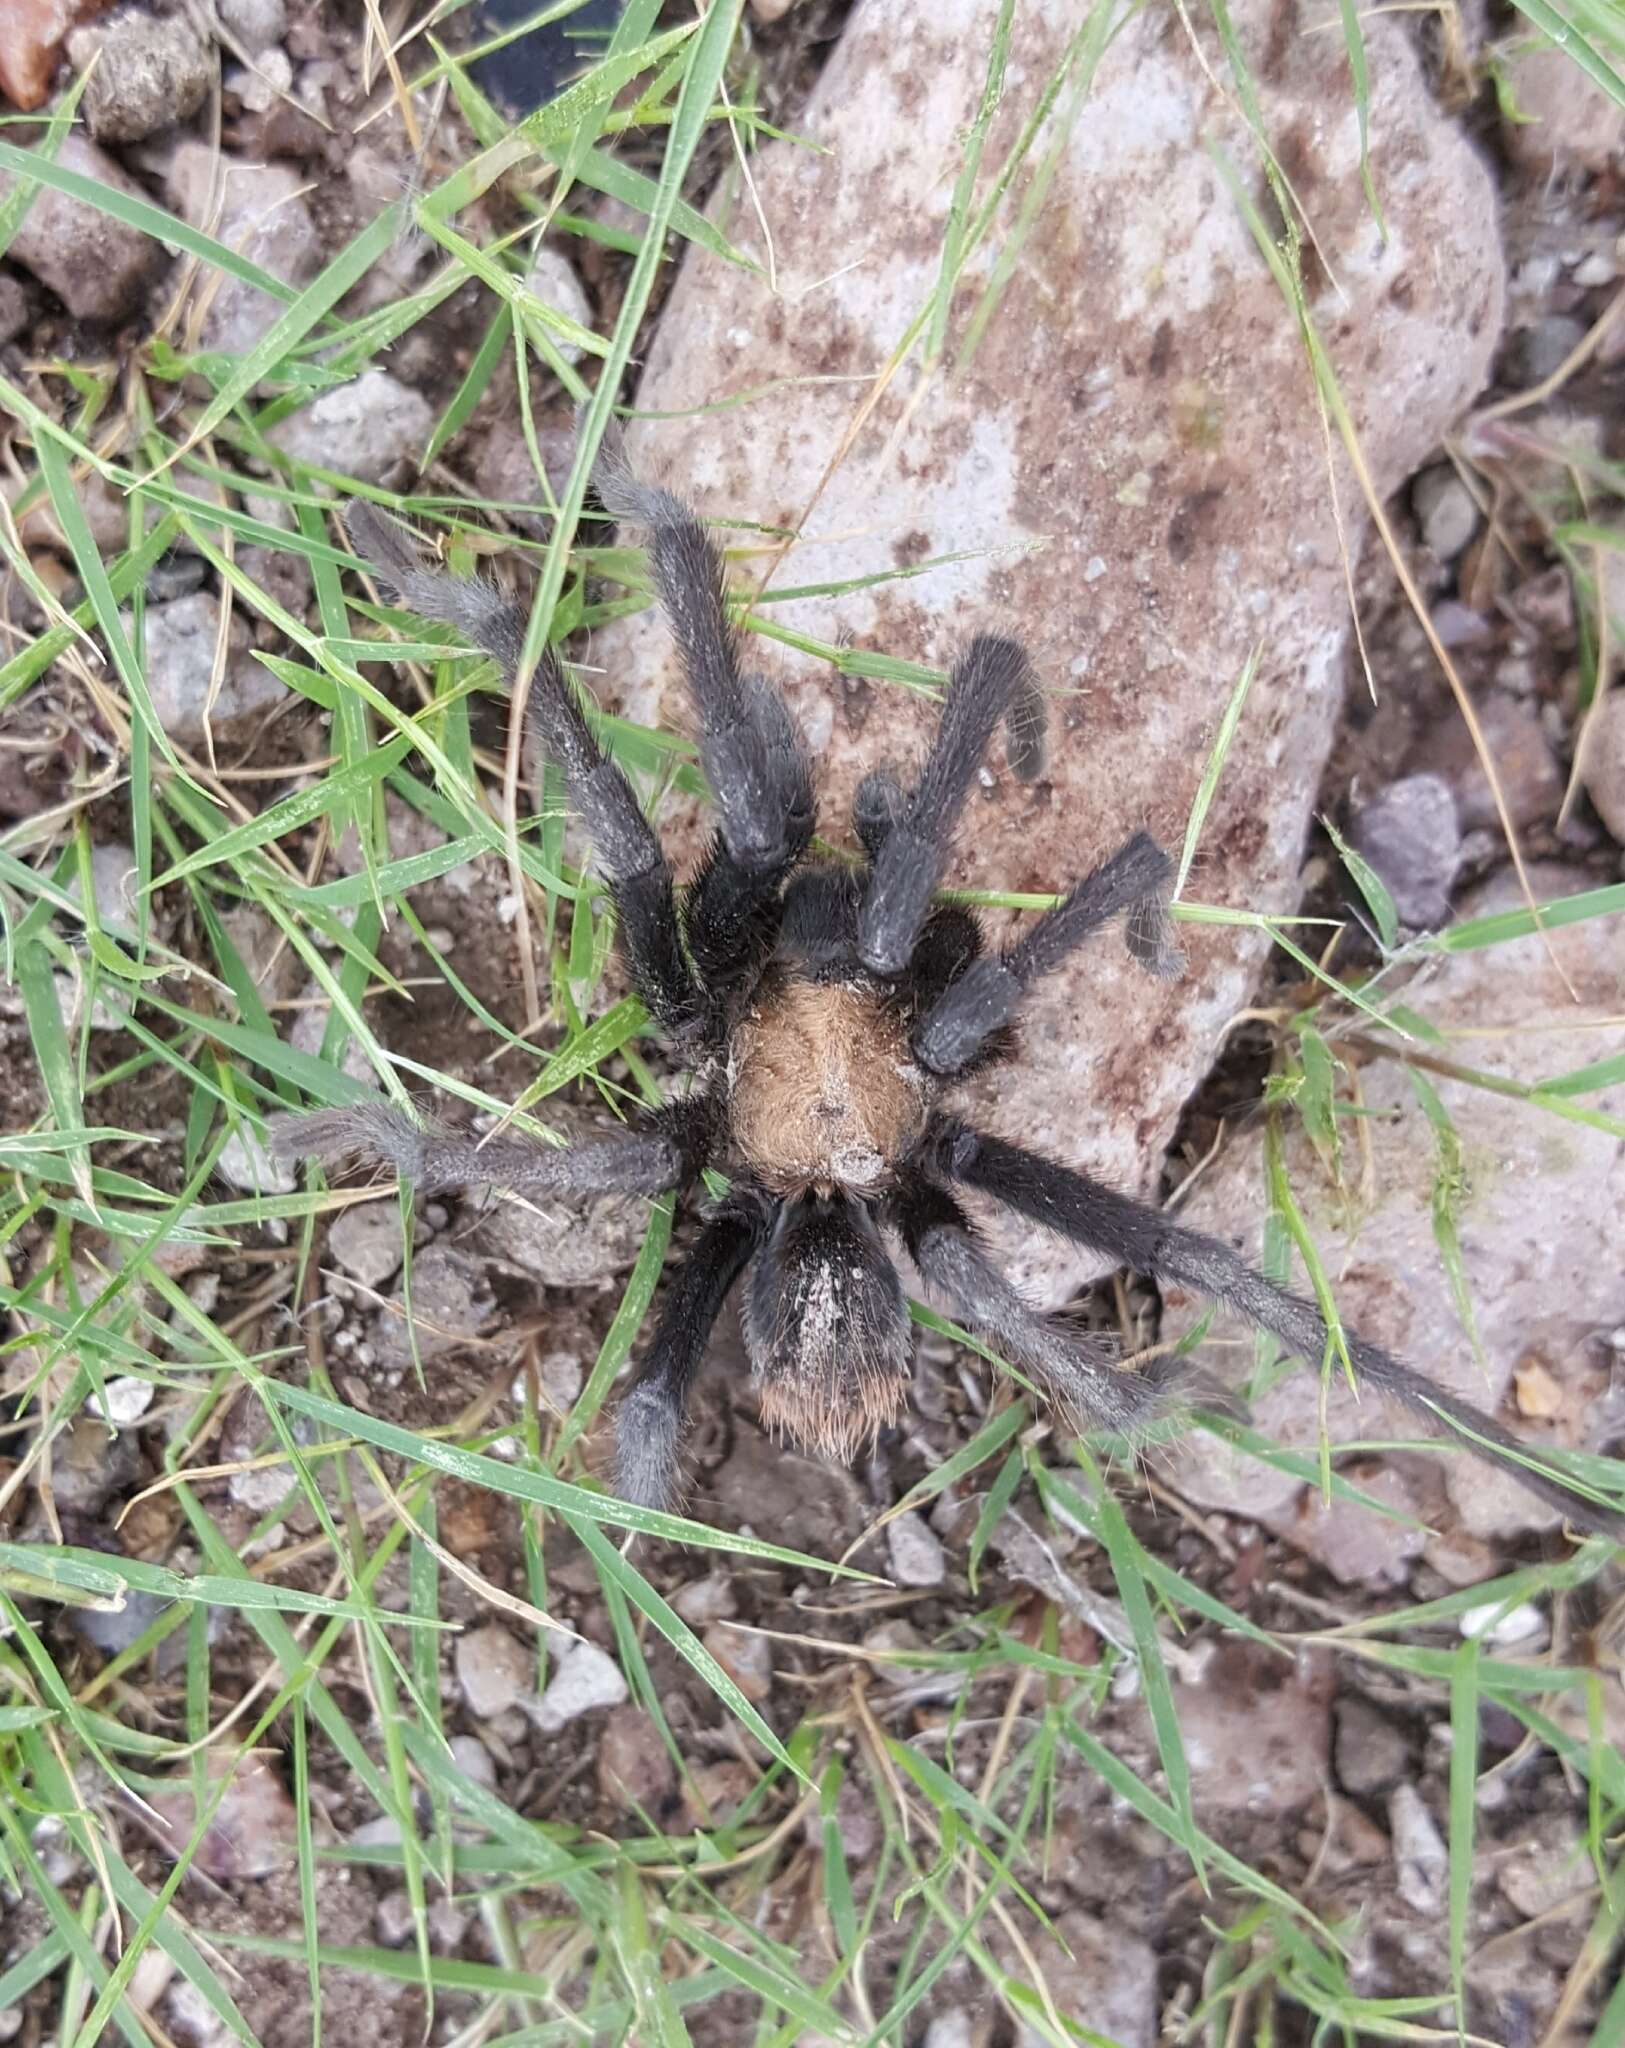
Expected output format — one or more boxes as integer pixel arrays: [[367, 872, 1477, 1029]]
[[271, 432, 1623, 1541]]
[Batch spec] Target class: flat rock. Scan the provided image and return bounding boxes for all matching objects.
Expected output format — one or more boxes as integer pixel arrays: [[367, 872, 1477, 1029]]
[[1163, 865, 1625, 1544], [166, 144, 321, 357], [1171, 1641, 1332, 1817], [3, 134, 162, 322], [142, 591, 283, 739], [373, 1245, 494, 1367], [1409, 690, 1561, 832], [588, 0, 1504, 1305], [272, 369, 432, 486], [528, 1640, 627, 1732], [148, 1753, 298, 1880], [1002, 1910, 1158, 2048], [1346, 773, 1461, 929], [454, 1622, 530, 1719], [326, 1198, 407, 1292]]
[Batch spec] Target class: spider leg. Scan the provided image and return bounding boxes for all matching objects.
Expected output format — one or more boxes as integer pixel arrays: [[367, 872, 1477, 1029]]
[[341, 501, 700, 1037], [268, 1093, 715, 1200], [858, 634, 1040, 978], [853, 769, 907, 862], [927, 1117, 1625, 1539], [588, 423, 815, 876], [615, 1192, 773, 1511], [889, 1173, 1180, 1438], [911, 832, 1181, 1079]]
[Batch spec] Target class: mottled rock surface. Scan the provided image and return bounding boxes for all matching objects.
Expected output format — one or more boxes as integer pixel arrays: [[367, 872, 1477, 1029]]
[[3, 134, 161, 322], [67, 9, 212, 142], [590, 0, 1505, 1303], [1163, 866, 1625, 1545], [166, 145, 322, 357]]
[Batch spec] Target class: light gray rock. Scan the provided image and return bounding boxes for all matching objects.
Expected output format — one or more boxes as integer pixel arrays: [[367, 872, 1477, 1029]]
[[218, 0, 287, 53], [1581, 689, 1625, 843], [1162, 866, 1625, 1544], [374, 1245, 494, 1367], [1388, 1783, 1447, 1915], [327, 1198, 407, 1292], [225, 47, 291, 114], [455, 1623, 530, 1719], [670, 1570, 737, 1626], [1334, 1695, 1410, 1796], [1410, 691, 1561, 832], [1502, 44, 1625, 174], [272, 370, 432, 486], [528, 1640, 627, 1732], [166, 144, 321, 356], [3, 135, 162, 322], [1347, 773, 1461, 928], [587, 0, 1505, 1305], [68, 10, 213, 142], [143, 591, 283, 738], [217, 1126, 296, 1195], [148, 1755, 298, 1879], [885, 1510, 946, 1588], [524, 244, 594, 362], [1005, 1911, 1157, 2048], [1515, 314, 1587, 387], [1411, 465, 1480, 561]]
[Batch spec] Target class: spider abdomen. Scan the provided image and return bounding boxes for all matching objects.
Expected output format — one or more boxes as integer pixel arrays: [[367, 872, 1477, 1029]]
[[726, 969, 930, 1196]]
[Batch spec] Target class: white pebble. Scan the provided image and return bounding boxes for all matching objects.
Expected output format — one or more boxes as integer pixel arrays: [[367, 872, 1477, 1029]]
[[87, 1377, 155, 1429], [1459, 1598, 1545, 1646], [527, 1642, 627, 1733]]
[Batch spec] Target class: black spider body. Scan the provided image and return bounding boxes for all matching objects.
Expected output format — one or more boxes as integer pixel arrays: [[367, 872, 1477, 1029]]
[[271, 432, 1623, 1542]]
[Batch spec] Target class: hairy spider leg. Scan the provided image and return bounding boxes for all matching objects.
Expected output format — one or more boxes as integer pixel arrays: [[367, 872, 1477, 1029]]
[[268, 1086, 719, 1204], [857, 634, 1041, 979], [912, 831, 1181, 1079], [342, 500, 701, 1038], [615, 1194, 772, 1511], [928, 1117, 1625, 1540], [888, 1172, 1179, 1438], [587, 427, 816, 1018]]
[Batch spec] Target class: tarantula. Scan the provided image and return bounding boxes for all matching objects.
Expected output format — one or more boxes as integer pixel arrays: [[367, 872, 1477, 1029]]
[[271, 432, 1621, 1540]]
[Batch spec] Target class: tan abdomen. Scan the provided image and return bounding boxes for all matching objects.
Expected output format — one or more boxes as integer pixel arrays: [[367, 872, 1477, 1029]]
[[727, 974, 929, 1195]]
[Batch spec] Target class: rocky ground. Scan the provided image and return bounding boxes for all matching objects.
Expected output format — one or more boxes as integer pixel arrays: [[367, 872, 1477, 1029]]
[[1, 0, 1624, 2044]]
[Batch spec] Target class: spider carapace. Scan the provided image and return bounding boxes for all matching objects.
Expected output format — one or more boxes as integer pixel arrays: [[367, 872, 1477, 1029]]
[[272, 429, 1622, 1542]]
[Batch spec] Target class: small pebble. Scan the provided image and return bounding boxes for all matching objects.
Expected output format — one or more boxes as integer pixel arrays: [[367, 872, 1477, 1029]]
[[1410, 465, 1479, 561], [327, 1199, 406, 1292], [1388, 1782, 1447, 1916], [528, 1641, 628, 1732], [886, 1510, 946, 1587], [219, 0, 288, 51], [596, 1704, 676, 1812], [525, 245, 594, 360], [1581, 691, 1625, 845], [702, 1623, 773, 1704], [671, 1571, 737, 1626], [1347, 773, 1460, 929], [88, 1376, 156, 1429], [1459, 1599, 1545, 1646], [455, 1623, 531, 1720], [447, 1734, 498, 1791]]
